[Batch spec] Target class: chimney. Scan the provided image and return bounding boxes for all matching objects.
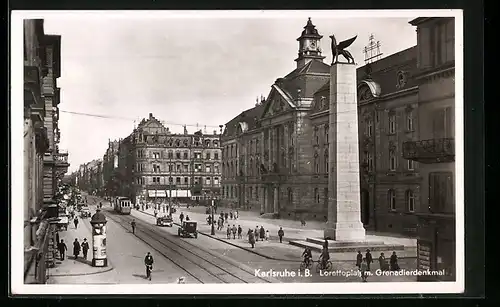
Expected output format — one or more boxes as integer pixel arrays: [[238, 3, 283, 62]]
[[149, 113, 153, 119]]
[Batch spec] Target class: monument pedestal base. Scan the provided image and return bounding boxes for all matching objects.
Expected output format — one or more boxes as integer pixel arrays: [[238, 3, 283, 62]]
[[324, 222, 366, 241]]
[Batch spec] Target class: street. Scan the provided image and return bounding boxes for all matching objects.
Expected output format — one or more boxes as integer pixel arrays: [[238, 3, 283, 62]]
[[48, 195, 417, 284]]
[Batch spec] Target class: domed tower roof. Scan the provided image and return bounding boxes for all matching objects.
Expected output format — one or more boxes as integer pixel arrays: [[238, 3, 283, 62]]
[[298, 17, 322, 40]]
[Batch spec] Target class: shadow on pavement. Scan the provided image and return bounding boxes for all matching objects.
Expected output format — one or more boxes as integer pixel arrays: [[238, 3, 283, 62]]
[[74, 257, 92, 266], [132, 273, 148, 280]]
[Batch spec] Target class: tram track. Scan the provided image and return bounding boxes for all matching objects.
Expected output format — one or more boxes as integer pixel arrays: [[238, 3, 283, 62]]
[[104, 209, 276, 284]]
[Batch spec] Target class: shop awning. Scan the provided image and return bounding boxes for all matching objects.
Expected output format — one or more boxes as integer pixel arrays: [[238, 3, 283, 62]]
[[148, 190, 167, 197], [168, 190, 191, 198]]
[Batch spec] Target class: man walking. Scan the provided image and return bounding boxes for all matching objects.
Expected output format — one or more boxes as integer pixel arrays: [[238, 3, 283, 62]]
[[365, 249, 373, 271], [237, 225, 242, 239], [73, 238, 81, 259], [232, 225, 237, 239], [81, 238, 90, 260], [278, 227, 284, 243], [57, 239, 68, 261], [131, 219, 137, 234], [179, 212, 185, 224], [73, 217, 79, 229]]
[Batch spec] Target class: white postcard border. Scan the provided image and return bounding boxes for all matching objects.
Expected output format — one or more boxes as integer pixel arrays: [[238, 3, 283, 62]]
[[11, 9, 465, 295]]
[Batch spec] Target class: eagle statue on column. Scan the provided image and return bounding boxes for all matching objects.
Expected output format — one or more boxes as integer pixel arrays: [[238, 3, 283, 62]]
[[330, 34, 357, 64]]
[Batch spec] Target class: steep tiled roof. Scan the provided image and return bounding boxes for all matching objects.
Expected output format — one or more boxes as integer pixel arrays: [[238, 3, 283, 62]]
[[223, 103, 265, 139], [357, 46, 418, 96], [312, 46, 417, 98]]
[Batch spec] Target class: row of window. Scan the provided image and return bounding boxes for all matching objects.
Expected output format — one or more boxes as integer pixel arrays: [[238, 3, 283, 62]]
[[136, 163, 221, 174], [138, 176, 220, 185], [364, 110, 414, 137], [137, 134, 219, 148], [363, 152, 416, 172], [137, 150, 219, 160], [387, 189, 416, 212]]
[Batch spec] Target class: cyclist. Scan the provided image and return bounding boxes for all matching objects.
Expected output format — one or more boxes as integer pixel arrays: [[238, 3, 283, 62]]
[[302, 247, 312, 266], [319, 246, 330, 270], [144, 252, 154, 280]]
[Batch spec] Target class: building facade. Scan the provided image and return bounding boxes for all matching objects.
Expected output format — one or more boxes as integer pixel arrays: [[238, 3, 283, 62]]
[[221, 17, 455, 238], [404, 17, 456, 281], [23, 19, 69, 284], [78, 113, 223, 205]]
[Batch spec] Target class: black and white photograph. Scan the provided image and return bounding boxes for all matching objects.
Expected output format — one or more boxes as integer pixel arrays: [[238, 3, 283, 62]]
[[11, 10, 464, 295]]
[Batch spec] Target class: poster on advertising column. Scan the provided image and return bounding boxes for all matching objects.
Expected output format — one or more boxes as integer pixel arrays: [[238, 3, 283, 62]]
[[93, 234, 107, 259]]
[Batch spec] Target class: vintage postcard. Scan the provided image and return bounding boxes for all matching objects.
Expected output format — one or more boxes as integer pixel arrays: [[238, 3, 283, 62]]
[[11, 9, 464, 295]]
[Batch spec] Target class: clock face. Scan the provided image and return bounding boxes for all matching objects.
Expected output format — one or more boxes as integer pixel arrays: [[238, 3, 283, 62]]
[[310, 40, 317, 48]]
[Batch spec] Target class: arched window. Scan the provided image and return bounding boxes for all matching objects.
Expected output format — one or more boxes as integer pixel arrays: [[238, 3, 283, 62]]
[[406, 190, 415, 212], [324, 150, 329, 174], [366, 118, 373, 137], [389, 150, 397, 171], [314, 155, 319, 174], [388, 189, 396, 211], [287, 187, 293, 205], [314, 188, 320, 204]]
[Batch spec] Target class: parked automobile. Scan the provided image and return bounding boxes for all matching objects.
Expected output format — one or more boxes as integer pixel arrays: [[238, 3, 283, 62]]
[[178, 221, 198, 238], [156, 215, 173, 227], [80, 207, 91, 218]]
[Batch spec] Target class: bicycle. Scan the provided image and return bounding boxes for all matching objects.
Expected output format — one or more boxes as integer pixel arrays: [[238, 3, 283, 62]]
[[299, 258, 313, 271], [316, 259, 333, 273], [146, 264, 153, 281]]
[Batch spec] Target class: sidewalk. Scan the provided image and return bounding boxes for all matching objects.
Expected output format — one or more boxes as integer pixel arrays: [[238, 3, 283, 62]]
[[48, 215, 114, 278], [135, 206, 416, 262]]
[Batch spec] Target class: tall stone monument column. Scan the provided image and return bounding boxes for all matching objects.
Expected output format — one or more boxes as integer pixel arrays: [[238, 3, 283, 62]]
[[324, 63, 366, 241]]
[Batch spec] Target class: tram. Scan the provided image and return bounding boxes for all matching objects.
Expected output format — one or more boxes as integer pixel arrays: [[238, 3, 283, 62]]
[[114, 196, 132, 214]]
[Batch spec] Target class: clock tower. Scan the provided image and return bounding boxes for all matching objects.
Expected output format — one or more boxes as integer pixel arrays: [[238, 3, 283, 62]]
[[295, 18, 326, 68]]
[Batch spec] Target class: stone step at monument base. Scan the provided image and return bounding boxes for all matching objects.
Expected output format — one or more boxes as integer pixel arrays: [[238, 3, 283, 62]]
[[306, 237, 385, 246], [289, 239, 405, 253]]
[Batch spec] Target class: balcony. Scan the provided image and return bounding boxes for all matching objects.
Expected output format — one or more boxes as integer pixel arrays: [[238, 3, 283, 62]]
[[54, 151, 70, 174], [403, 138, 455, 163]]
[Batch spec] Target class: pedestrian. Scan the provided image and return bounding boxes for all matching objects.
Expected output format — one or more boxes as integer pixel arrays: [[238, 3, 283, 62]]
[[73, 238, 81, 259], [56, 232, 60, 245], [142, 204, 145, 211], [278, 227, 284, 243], [226, 226, 231, 239], [237, 225, 242, 239], [356, 250, 363, 268], [300, 217, 306, 226], [81, 238, 90, 260], [229, 211, 233, 220], [235, 210, 238, 220], [179, 212, 184, 223], [225, 212, 229, 222], [232, 225, 237, 239], [390, 251, 400, 271], [57, 239, 67, 261], [185, 215, 190, 221], [154, 209, 158, 218], [73, 217, 79, 229], [248, 229, 256, 248], [365, 249, 373, 271], [131, 219, 136, 234], [259, 226, 265, 241], [360, 258, 368, 282], [378, 252, 388, 271], [254, 227, 259, 240], [265, 230, 270, 241]]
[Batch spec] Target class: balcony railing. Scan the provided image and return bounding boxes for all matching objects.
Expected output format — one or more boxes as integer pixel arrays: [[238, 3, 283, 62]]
[[403, 138, 455, 163]]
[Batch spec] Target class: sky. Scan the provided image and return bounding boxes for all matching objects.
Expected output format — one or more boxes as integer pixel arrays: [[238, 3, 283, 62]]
[[38, 11, 419, 173]]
